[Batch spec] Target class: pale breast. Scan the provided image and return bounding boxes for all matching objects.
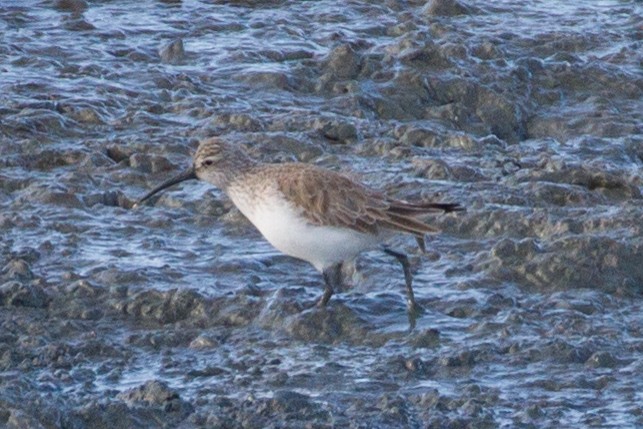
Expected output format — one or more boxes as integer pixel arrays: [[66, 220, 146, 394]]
[[228, 184, 384, 271]]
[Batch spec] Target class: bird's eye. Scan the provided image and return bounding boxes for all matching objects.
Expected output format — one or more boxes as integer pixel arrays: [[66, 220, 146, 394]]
[[203, 159, 214, 166]]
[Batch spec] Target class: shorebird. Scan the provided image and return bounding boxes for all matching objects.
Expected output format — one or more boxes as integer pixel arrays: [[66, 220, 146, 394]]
[[136, 137, 463, 321]]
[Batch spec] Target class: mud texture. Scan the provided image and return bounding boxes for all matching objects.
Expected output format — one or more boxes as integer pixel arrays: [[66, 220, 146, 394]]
[[1, 1, 642, 428]]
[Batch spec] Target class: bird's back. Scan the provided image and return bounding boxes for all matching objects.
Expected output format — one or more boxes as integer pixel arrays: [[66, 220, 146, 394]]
[[232, 162, 459, 237]]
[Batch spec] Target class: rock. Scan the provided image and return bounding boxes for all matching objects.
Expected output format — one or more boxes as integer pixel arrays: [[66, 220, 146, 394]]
[[158, 39, 185, 64], [0, 281, 48, 308], [269, 390, 313, 413], [118, 380, 178, 405], [6, 408, 47, 429], [74, 397, 192, 429], [128, 153, 174, 174], [235, 390, 331, 425], [210, 113, 263, 131], [286, 305, 368, 343], [121, 288, 206, 324], [238, 70, 291, 90], [403, 356, 431, 375], [313, 118, 358, 144], [423, 0, 472, 16], [489, 234, 643, 294], [69, 106, 104, 124], [475, 88, 524, 143], [40, 191, 84, 208], [377, 394, 412, 425], [326, 44, 361, 79], [439, 349, 477, 367], [585, 351, 618, 368], [65, 279, 104, 298], [188, 334, 220, 349], [55, 0, 88, 13], [471, 41, 503, 60], [82, 190, 130, 208], [106, 145, 134, 163], [398, 126, 441, 147], [409, 328, 441, 348], [491, 238, 539, 261], [63, 16, 96, 31], [398, 41, 452, 69], [2, 259, 34, 281], [411, 158, 452, 179]]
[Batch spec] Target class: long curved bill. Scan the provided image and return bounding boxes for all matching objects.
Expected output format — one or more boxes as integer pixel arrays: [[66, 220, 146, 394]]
[[134, 167, 197, 208]]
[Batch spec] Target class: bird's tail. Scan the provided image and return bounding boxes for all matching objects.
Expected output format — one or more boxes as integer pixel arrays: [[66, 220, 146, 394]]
[[384, 199, 465, 252], [387, 200, 465, 215]]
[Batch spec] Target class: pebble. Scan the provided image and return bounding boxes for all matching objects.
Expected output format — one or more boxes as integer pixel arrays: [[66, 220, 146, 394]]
[[159, 39, 186, 64], [2, 259, 34, 281], [423, 0, 472, 16], [0, 281, 48, 308]]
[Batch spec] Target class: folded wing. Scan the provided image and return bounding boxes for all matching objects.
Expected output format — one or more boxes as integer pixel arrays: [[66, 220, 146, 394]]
[[274, 165, 463, 243]]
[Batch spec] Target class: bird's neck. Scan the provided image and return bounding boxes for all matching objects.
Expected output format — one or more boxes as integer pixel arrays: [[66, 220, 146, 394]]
[[215, 150, 259, 191]]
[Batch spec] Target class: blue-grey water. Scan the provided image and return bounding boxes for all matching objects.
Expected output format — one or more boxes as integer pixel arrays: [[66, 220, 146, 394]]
[[1, 0, 641, 427]]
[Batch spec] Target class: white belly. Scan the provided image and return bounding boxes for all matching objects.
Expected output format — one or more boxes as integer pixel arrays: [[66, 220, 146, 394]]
[[230, 191, 383, 272]]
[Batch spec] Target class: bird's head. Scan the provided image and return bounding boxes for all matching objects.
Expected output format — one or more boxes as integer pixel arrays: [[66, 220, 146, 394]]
[[134, 137, 253, 207]]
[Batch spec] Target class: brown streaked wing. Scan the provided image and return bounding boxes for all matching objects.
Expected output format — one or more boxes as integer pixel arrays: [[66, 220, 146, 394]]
[[272, 164, 389, 234], [267, 163, 450, 238]]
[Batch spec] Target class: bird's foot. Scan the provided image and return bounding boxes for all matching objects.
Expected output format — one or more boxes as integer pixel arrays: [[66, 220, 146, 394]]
[[302, 296, 329, 311], [407, 300, 425, 331], [315, 299, 328, 309]]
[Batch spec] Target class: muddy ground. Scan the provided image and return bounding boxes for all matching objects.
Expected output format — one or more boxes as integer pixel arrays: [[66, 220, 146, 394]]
[[1, 0, 642, 428]]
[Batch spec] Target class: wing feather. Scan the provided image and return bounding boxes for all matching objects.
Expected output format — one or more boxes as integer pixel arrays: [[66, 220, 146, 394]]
[[267, 163, 460, 238]]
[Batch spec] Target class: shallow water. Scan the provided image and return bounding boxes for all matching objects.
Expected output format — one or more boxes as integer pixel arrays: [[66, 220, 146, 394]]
[[1, 0, 642, 427]]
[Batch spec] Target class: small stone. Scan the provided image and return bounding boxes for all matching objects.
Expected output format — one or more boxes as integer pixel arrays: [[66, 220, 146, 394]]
[[73, 107, 104, 124], [63, 16, 96, 31], [404, 357, 426, 372], [129, 154, 174, 174], [55, 0, 88, 13], [409, 328, 440, 348], [189, 334, 220, 349], [2, 259, 34, 280], [585, 351, 617, 368], [411, 158, 451, 179], [326, 44, 361, 79], [439, 350, 476, 367], [187, 366, 228, 377], [159, 39, 185, 64], [106, 145, 133, 163], [524, 404, 545, 419], [117, 380, 178, 405], [313, 119, 358, 144], [270, 390, 312, 413], [423, 0, 472, 16], [7, 409, 47, 429], [0, 281, 48, 308], [399, 127, 441, 147]]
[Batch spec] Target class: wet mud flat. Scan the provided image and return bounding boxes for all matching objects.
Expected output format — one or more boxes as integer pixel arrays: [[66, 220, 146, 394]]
[[1, 0, 642, 428]]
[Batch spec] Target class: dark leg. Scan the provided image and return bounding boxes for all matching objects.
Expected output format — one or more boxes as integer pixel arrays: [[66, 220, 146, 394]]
[[318, 262, 343, 307], [383, 248, 422, 327], [415, 235, 426, 253]]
